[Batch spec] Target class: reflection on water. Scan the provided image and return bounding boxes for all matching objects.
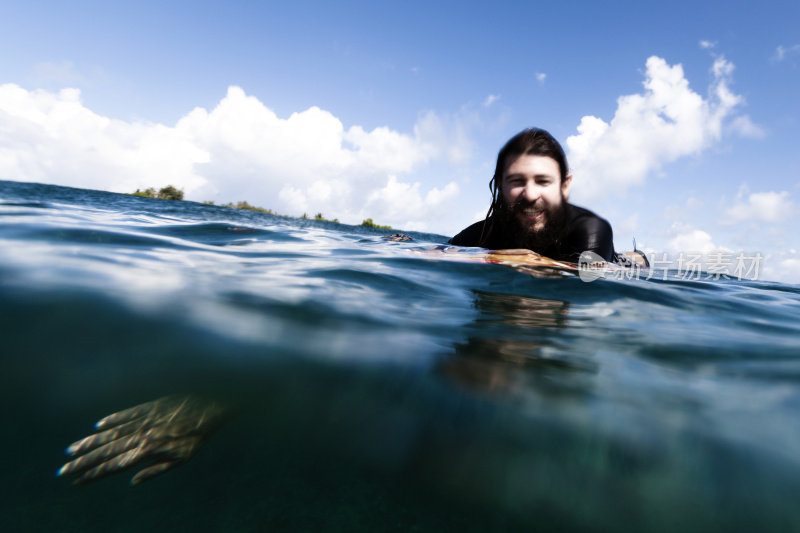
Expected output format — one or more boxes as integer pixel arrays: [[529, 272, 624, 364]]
[[471, 290, 570, 329], [443, 292, 592, 395]]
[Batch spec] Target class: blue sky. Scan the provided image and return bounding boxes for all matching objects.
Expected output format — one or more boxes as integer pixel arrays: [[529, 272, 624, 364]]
[[1, 1, 799, 281]]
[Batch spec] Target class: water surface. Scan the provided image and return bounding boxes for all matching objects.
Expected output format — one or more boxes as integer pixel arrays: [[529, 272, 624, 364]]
[[2, 180, 800, 532]]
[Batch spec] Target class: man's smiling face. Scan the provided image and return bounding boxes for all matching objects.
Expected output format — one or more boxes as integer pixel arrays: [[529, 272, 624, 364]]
[[501, 154, 572, 235]]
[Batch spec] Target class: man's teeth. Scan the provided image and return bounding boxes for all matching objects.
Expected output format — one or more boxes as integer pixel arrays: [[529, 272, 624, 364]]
[[523, 208, 541, 216]]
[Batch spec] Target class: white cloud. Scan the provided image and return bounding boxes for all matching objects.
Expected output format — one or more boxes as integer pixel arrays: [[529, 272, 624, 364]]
[[0, 83, 465, 230], [728, 115, 765, 138], [535, 72, 547, 85], [772, 44, 800, 63], [667, 226, 717, 254], [699, 40, 717, 49], [362, 176, 459, 231], [565, 56, 757, 202], [483, 94, 499, 107], [711, 56, 734, 78], [724, 190, 794, 224], [0, 84, 210, 194], [760, 251, 800, 284]]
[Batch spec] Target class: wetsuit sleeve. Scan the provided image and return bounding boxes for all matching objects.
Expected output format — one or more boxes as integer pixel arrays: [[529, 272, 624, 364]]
[[565, 216, 615, 262], [448, 231, 470, 246], [448, 221, 485, 247]]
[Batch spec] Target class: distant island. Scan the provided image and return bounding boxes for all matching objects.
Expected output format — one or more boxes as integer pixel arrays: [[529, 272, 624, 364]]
[[130, 186, 392, 230], [132, 185, 184, 201]]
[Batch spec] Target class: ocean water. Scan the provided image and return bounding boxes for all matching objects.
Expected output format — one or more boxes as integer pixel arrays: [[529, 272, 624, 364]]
[[2, 179, 800, 532]]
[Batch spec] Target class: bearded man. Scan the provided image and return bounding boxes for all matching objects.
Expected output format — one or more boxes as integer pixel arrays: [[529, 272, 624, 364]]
[[449, 128, 618, 263]]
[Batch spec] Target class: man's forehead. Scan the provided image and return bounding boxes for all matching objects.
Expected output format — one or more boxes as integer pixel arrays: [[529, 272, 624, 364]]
[[502, 154, 561, 177]]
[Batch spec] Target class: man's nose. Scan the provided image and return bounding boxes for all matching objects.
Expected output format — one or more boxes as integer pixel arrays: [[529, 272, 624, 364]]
[[522, 181, 540, 201]]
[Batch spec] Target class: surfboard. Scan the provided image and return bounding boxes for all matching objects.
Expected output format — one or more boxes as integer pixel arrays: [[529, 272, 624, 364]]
[[410, 246, 643, 281], [381, 235, 647, 280]]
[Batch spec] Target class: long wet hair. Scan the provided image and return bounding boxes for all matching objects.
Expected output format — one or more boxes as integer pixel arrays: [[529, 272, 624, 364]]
[[478, 128, 570, 246]]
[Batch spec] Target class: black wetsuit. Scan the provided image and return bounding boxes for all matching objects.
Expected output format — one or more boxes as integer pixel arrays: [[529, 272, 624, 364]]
[[449, 204, 616, 262]]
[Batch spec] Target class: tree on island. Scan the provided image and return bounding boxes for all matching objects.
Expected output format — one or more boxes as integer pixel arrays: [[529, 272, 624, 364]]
[[131, 185, 184, 201], [157, 185, 184, 201], [361, 218, 392, 230]]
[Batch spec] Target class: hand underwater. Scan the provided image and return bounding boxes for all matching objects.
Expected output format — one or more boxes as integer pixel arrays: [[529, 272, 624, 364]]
[[58, 395, 225, 485]]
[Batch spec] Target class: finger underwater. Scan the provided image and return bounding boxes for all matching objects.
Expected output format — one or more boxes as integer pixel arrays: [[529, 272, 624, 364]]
[[95, 401, 159, 429], [63, 446, 146, 485], [130, 461, 178, 485], [66, 419, 145, 456], [59, 434, 144, 478]]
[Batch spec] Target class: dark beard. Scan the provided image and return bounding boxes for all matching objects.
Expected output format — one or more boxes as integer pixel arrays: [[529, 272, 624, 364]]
[[499, 198, 570, 253]]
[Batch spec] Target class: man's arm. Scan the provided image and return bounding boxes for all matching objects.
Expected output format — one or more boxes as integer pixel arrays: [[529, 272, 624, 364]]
[[565, 215, 615, 262], [448, 221, 488, 247]]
